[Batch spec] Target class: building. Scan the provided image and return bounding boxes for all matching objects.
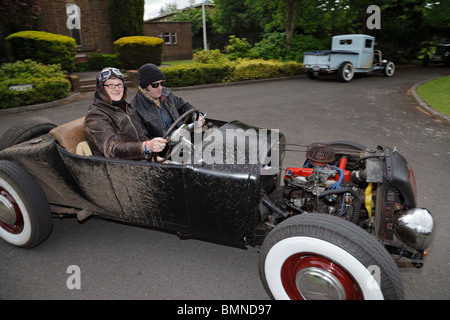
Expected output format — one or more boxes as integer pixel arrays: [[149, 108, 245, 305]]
[[38, 0, 194, 62], [144, 3, 216, 60], [40, 0, 114, 62], [145, 22, 192, 61]]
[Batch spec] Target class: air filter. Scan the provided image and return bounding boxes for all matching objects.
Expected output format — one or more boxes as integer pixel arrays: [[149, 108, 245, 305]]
[[306, 143, 335, 164]]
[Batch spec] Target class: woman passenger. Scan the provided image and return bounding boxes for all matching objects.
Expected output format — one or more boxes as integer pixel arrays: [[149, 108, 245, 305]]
[[83, 67, 167, 160]]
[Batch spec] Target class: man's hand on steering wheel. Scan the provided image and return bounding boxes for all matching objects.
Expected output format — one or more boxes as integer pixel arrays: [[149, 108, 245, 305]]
[[146, 109, 202, 163]]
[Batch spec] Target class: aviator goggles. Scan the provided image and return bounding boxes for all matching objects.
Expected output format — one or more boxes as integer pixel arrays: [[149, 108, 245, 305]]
[[98, 68, 124, 82]]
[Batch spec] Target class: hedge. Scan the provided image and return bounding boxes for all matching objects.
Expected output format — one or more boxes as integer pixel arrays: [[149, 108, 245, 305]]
[[88, 53, 122, 70], [164, 64, 233, 87], [5, 31, 76, 72], [114, 36, 164, 69], [226, 59, 303, 82], [0, 60, 71, 109], [164, 59, 303, 87]]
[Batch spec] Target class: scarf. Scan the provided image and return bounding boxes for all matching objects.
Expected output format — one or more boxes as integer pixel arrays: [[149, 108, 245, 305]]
[[139, 87, 161, 108]]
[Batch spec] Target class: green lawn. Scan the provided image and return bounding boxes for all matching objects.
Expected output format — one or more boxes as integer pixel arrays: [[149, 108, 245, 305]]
[[416, 75, 450, 117], [162, 60, 193, 67]]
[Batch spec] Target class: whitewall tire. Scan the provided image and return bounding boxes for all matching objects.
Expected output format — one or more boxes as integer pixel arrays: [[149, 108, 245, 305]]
[[259, 214, 404, 300]]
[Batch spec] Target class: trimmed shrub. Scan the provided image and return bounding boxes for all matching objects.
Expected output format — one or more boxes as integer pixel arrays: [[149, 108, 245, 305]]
[[163, 59, 302, 87], [226, 59, 303, 82], [193, 49, 228, 64], [114, 36, 164, 69], [0, 59, 71, 109], [88, 53, 122, 70], [5, 31, 76, 71], [164, 63, 234, 87]]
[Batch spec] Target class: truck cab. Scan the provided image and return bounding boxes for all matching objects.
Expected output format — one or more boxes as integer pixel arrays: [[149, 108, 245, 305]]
[[332, 34, 375, 69]]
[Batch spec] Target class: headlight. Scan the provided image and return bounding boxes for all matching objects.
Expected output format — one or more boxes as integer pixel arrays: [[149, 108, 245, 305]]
[[395, 208, 434, 251]]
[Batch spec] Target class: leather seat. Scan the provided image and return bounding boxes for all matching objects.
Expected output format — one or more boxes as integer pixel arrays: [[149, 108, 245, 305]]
[[49, 117, 92, 156]]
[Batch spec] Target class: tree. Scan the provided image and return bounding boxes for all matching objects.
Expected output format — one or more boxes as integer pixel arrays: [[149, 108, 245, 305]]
[[171, 5, 226, 50], [423, 1, 450, 39], [282, 0, 303, 49], [368, 0, 431, 60], [246, 0, 304, 49], [0, 0, 41, 35], [159, 2, 178, 16], [0, 0, 41, 62], [213, 0, 263, 44], [108, 0, 145, 41]]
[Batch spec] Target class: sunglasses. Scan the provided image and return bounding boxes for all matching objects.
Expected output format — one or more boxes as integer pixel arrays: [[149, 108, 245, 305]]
[[99, 68, 124, 82], [150, 80, 165, 88]]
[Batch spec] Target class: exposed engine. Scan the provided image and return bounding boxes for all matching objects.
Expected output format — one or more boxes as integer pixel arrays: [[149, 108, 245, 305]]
[[258, 141, 434, 268], [282, 143, 364, 224]]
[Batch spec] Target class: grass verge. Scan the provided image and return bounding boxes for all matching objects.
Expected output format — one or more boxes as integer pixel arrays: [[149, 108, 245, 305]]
[[416, 75, 450, 117], [162, 60, 193, 67]]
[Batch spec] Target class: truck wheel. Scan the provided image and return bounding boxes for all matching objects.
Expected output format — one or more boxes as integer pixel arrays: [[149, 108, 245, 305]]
[[259, 214, 404, 300], [383, 61, 395, 77], [0, 161, 52, 248], [306, 71, 319, 79], [337, 62, 354, 82], [0, 117, 56, 151]]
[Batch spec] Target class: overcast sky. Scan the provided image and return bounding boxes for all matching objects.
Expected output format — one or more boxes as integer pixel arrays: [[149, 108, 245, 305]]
[[144, 0, 201, 20]]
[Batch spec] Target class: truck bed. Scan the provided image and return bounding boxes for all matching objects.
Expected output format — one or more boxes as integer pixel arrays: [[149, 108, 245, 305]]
[[304, 50, 358, 56], [303, 50, 359, 72]]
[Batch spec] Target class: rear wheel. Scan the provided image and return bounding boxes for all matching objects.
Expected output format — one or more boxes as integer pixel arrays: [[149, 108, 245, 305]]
[[259, 214, 404, 300], [0, 161, 52, 248], [337, 62, 354, 82], [0, 117, 56, 151]]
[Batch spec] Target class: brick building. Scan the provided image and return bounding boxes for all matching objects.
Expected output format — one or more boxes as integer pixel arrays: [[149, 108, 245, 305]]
[[144, 3, 216, 60], [145, 22, 192, 61], [38, 0, 193, 62], [40, 0, 114, 62]]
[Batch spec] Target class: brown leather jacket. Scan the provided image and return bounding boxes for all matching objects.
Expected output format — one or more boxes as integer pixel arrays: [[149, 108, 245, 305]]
[[84, 97, 148, 160]]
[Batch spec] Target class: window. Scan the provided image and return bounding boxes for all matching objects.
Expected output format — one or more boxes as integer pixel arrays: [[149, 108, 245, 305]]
[[365, 39, 373, 48], [340, 39, 352, 45], [164, 32, 171, 44], [66, 4, 83, 46], [172, 32, 177, 45], [158, 31, 178, 45]]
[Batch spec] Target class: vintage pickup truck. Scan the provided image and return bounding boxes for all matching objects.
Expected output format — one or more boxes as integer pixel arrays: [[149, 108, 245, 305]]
[[303, 34, 395, 82]]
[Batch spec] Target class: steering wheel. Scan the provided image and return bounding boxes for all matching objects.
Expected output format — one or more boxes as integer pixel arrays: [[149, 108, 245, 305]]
[[153, 109, 200, 163]]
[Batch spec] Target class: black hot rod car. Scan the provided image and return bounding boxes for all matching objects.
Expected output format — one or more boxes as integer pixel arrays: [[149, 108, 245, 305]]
[[0, 114, 434, 300]]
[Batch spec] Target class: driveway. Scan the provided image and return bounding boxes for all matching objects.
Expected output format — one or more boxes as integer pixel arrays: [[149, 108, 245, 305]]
[[0, 65, 449, 300]]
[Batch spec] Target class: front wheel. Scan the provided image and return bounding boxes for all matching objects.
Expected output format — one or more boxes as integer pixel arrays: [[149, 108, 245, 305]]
[[383, 61, 395, 77], [259, 214, 404, 300]]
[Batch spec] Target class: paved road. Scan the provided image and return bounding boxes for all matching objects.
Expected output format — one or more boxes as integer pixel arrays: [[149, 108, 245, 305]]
[[1, 65, 449, 300]]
